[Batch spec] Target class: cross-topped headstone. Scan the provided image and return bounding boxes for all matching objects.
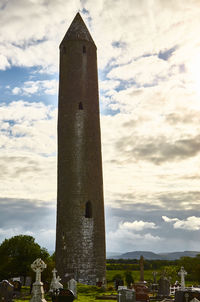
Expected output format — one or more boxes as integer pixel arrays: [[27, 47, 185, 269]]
[[50, 268, 63, 293], [31, 258, 47, 284], [30, 259, 47, 302], [178, 266, 187, 290], [52, 268, 57, 284]]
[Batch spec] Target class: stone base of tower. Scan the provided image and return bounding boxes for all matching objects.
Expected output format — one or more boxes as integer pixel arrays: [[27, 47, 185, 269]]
[[76, 272, 106, 286], [56, 257, 106, 286], [56, 213, 106, 286]]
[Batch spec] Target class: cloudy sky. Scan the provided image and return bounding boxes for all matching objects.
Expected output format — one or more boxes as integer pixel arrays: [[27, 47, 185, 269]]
[[1, 0, 200, 254]]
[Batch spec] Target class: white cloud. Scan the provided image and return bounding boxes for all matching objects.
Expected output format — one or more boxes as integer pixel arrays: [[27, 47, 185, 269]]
[[107, 55, 168, 85], [12, 87, 21, 95], [0, 0, 81, 71], [12, 80, 58, 96], [0, 55, 10, 70], [162, 216, 179, 223], [106, 226, 161, 252], [119, 220, 158, 231], [99, 80, 120, 92], [0, 0, 198, 73], [162, 216, 200, 231], [0, 101, 57, 202]]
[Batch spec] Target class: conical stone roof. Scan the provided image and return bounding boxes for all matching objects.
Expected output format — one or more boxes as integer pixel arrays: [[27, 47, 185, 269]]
[[60, 12, 95, 46]]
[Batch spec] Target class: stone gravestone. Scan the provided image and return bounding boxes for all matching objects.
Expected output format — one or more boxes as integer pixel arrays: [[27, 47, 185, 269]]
[[25, 277, 32, 287], [67, 279, 77, 299], [13, 280, 21, 298], [54, 289, 75, 302], [30, 258, 47, 302], [117, 288, 135, 302], [133, 283, 149, 302], [0, 280, 14, 302], [151, 271, 158, 293], [175, 290, 200, 302], [50, 268, 63, 294], [178, 267, 187, 290], [158, 276, 170, 297]]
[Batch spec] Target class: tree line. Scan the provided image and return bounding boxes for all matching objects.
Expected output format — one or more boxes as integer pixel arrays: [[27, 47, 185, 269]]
[[106, 258, 179, 270], [107, 256, 200, 283]]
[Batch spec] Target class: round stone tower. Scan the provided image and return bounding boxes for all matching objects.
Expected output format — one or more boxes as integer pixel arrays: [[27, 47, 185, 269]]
[[55, 13, 106, 285]]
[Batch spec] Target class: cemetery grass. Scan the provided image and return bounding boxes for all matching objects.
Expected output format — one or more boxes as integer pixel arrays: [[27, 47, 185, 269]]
[[76, 284, 117, 301], [14, 285, 117, 302], [12, 271, 164, 302], [13, 271, 157, 302]]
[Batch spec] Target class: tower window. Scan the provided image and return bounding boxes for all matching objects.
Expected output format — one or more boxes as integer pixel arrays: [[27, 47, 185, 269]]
[[79, 102, 83, 110], [85, 201, 92, 218], [83, 45, 86, 53]]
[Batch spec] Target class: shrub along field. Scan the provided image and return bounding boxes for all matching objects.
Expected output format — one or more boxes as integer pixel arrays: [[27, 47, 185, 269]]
[[106, 269, 157, 285], [106, 257, 200, 286]]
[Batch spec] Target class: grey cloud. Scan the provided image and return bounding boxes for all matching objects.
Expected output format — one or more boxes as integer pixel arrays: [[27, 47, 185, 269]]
[[181, 174, 200, 180], [179, 64, 186, 73], [122, 119, 139, 128], [112, 41, 127, 49], [13, 165, 41, 177], [115, 190, 200, 212], [165, 112, 199, 125], [0, 156, 43, 178], [12, 37, 48, 50], [115, 134, 200, 164], [158, 46, 177, 61], [158, 191, 200, 210], [0, 198, 56, 250], [0, 198, 55, 230], [106, 204, 200, 253]]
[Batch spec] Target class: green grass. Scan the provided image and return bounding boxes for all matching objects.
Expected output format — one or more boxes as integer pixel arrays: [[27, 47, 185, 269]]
[[14, 284, 117, 302], [106, 269, 161, 284], [76, 284, 117, 301]]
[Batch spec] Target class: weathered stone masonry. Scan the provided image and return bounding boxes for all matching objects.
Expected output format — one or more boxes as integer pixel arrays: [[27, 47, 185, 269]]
[[55, 13, 106, 285]]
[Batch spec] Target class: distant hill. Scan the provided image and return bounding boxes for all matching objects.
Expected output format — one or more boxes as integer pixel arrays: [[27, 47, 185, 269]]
[[158, 251, 200, 260], [107, 250, 200, 260]]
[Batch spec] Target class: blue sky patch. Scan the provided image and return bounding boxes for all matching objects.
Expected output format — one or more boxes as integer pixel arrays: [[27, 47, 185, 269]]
[[0, 66, 58, 106]]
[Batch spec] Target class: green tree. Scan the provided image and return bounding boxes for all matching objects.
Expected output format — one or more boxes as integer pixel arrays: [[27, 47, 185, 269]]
[[124, 271, 134, 287], [0, 235, 49, 280], [162, 265, 179, 284], [112, 273, 123, 282]]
